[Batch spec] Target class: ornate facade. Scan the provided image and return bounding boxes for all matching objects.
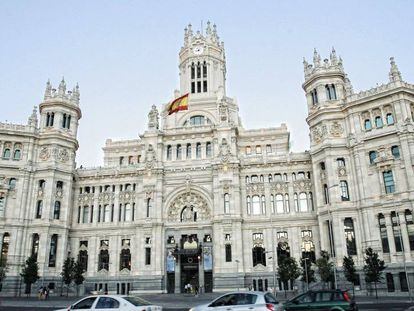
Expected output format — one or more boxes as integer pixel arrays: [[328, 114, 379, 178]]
[[1, 23, 414, 295]]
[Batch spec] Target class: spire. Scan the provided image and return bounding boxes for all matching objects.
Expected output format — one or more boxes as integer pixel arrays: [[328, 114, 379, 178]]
[[44, 79, 52, 100], [313, 48, 321, 67], [206, 20, 212, 36], [303, 57, 309, 72], [71, 83, 80, 105], [389, 57, 402, 82], [58, 77, 66, 96], [330, 47, 337, 65]]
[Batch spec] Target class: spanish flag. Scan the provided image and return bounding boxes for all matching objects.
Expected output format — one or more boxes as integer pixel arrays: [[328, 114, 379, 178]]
[[168, 93, 189, 115]]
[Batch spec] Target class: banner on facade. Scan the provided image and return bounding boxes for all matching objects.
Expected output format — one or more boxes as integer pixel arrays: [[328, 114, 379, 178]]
[[166, 253, 175, 272], [203, 246, 212, 271]]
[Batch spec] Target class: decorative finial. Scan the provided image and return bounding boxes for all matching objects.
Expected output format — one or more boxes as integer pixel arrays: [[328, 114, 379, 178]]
[[330, 47, 337, 65], [313, 48, 321, 67], [71, 83, 80, 104], [303, 57, 309, 72], [389, 57, 402, 82], [206, 20, 212, 36], [58, 77, 66, 96], [44, 79, 52, 100]]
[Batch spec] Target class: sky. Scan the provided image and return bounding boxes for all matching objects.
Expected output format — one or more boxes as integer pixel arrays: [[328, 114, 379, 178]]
[[1, 1, 413, 167]]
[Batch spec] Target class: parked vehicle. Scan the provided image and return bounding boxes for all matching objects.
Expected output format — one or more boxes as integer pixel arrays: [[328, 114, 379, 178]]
[[279, 290, 358, 311], [55, 295, 162, 311], [189, 291, 279, 311]]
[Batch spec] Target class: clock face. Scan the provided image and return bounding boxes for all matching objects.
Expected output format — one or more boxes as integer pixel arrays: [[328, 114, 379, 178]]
[[193, 46, 204, 55]]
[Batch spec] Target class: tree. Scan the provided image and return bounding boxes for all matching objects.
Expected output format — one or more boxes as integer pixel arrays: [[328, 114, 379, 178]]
[[278, 257, 301, 297], [20, 255, 39, 296], [61, 257, 75, 296], [300, 258, 315, 290], [363, 247, 386, 299], [315, 251, 334, 289], [343, 256, 358, 296], [0, 257, 8, 291], [73, 259, 85, 296]]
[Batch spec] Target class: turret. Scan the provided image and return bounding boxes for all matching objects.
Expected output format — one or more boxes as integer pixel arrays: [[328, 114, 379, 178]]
[[179, 21, 226, 98], [302, 48, 350, 114], [39, 78, 82, 139]]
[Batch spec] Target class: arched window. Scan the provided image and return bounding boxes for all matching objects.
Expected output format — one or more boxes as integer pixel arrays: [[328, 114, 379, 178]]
[[224, 193, 230, 214], [260, 175, 264, 182], [405, 210, 414, 251], [378, 214, 389, 253], [196, 143, 202, 159], [277, 241, 290, 265], [323, 184, 329, 204], [62, 113, 67, 128], [166, 145, 172, 160], [252, 246, 266, 266], [383, 170, 395, 193], [276, 194, 284, 213], [191, 62, 195, 80], [46, 112, 50, 126], [369, 151, 377, 164], [31, 233, 40, 260], [364, 119, 372, 130], [128, 156, 134, 165], [325, 84, 337, 100], [268, 174, 273, 183], [78, 250, 88, 272], [391, 212, 402, 252], [299, 192, 308, 212], [340, 181, 350, 201], [13, 143, 22, 160], [206, 142, 212, 158], [119, 156, 124, 165], [36, 200, 43, 219], [82, 206, 89, 223], [308, 192, 314, 211], [146, 198, 152, 218], [294, 193, 298, 212], [337, 158, 345, 167], [50, 112, 55, 126], [124, 203, 132, 221], [261, 195, 266, 214], [297, 172, 305, 179], [203, 61, 207, 78], [2, 146, 11, 159], [285, 194, 290, 213], [54, 201, 61, 220], [344, 218, 357, 256], [270, 194, 274, 213], [176, 144, 182, 160], [245, 176, 250, 184], [186, 143, 192, 159], [8, 178, 16, 190], [67, 115, 71, 129], [391, 146, 400, 159], [386, 113, 394, 125], [185, 115, 211, 126], [1, 233, 10, 261], [120, 248, 131, 270], [311, 89, 318, 105], [39, 180, 46, 190], [292, 173, 296, 181], [197, 61, 201, 79], [252, 195, 261, 215], [375, 116, 383, 128], [246, 196, 251, 214], [98, 249, 109, 271], [0, 196, 5, 217], [48, 234, 58, 267], [274, 174, 282, 181]]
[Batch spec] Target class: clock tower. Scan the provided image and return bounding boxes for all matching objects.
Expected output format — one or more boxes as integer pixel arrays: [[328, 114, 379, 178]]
[[178, 22, 227, 98]]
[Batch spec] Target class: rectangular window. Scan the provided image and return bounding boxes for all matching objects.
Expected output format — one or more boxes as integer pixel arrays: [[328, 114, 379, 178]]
[[197, 81, 201, 93], [245, 146, 251, 155], [383, 171, 395, 193], [225, 244, 232, 262], [203, 81, 207, 92], [266, 144, 272, 154], [191, 82, 195, 94], [145, 248, 151, 265], [256, 145, 262, 154], [48, 235, 58, 267]]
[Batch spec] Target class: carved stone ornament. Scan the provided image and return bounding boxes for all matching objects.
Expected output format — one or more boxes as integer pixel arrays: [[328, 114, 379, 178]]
[[148, 105, 159, 130], [338, 168, 347, 177], [219, 138, 231, 163], [218, 100, 229, 123], [253, 235, 264, 247], [246, 183, 265, 195], [98, 192, 115, 203], [78, 193, 94, 204], [167, 192, 211, 222], [39, 146, 50, 161], [293, 180, 312, 191], [55, 189, 63, 199], [119, 191, 135, 202], [270, 182, 288, 192], [330, 121, 344, 137], [144, 185, 155, 199], [57, 148, 69, 163], [312, 124, 328, 143], [145, 144, 156, 169]]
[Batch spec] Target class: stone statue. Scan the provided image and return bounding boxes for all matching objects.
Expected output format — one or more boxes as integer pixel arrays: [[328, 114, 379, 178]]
[[148, 105, 159, 130]]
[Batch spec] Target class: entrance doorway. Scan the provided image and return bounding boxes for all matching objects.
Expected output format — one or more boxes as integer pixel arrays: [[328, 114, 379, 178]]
[[180, 254, 199, 293]]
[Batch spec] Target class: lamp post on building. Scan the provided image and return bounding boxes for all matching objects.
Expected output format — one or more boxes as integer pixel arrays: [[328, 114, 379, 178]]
[[235, 259, 240, 291], [327, 184, 339, 289]]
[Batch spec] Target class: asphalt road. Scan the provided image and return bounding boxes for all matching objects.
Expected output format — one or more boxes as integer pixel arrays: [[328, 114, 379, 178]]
[[1, 304, 414, 311]]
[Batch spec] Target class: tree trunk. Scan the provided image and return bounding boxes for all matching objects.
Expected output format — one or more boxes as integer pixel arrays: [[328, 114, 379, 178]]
[[374, 282, 378, 299], [67, 285, 69, 297], [352, 283, 355, 297]]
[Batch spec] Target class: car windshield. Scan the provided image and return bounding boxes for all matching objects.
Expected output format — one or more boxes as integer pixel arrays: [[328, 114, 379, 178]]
[[124, 296, 151, 306], [264, 293, 277, 303]]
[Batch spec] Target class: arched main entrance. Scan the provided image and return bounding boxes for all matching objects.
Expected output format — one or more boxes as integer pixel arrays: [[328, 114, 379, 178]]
[[165, 190, 213, 293]]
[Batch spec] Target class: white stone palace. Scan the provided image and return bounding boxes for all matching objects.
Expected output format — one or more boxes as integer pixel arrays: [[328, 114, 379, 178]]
[[1, 23, 414, 296]]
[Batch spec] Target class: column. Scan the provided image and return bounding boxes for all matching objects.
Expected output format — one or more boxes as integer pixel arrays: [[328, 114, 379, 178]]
[[174, 255, 181, 293], [385, 213, 397, 263], [198, 255, 204, 292], [0, 232, 3, 258], [398, 212, 412, 262]]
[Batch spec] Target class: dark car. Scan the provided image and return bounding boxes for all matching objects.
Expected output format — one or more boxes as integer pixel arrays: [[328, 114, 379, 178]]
[[280, 289, 358, 311]]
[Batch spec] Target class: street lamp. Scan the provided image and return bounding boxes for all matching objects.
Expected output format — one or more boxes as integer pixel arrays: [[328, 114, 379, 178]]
[[235, 259, 240, 291], [265, 251, 277, 296]]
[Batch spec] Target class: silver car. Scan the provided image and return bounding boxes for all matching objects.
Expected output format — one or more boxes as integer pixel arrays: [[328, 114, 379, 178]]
[[55, 295, 162, 311], [189, 291, 279, 311]]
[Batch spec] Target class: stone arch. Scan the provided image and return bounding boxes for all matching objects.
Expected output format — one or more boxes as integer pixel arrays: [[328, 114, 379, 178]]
[[178, 109, 218, 127], [165, 187, 212, 223]]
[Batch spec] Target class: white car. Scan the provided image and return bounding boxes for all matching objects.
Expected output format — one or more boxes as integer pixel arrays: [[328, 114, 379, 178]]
[[55, 295, 162, 311], [189, 291, 279, 311]]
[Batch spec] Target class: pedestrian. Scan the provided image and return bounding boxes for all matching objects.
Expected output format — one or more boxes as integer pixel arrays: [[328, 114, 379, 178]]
[[38, 287, 43, 300], [45, 286, 49, 300], [195, 285, 199, 297]]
